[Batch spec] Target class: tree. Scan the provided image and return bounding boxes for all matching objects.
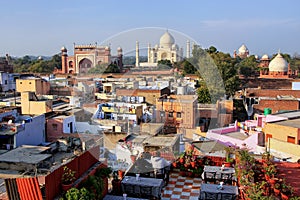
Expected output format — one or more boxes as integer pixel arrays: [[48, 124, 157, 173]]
[[236, 55, 259, 78], [104, 63, 120, 73], [157, 59, 173, 69]]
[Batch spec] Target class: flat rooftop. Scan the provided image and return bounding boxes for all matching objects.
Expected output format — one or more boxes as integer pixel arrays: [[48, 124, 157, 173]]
[[193, 140, 227, 153], [271, 118, 300, 129], [225, 131, 249, 140], [272, 110, 300, 119], [0, 145, 52, 164], [143, 135, 178, 146]]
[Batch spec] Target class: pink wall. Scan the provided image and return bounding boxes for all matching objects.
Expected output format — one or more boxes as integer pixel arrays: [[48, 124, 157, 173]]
[[207, 130, 259, 151]]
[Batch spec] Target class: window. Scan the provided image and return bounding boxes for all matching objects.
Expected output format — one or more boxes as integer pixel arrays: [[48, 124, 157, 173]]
[[287, 136, 295, 144], [168, 112, 173, 117], [52, 124, 58, 131], [177, 112, 181, 118], [29, 82, 31, 84], [4, 80, 7, 85]]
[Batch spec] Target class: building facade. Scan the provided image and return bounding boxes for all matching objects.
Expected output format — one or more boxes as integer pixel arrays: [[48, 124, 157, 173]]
[[58, 44, 123, 74]]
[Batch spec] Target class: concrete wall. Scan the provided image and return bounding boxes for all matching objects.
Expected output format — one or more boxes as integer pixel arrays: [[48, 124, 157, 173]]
[[62, 116, 76, 134], [15, 114, 45, 147], [269, 138, 300, 162], [16, 79, 50, 95], [264, 123, 299, 144], [103, 132, 127, 150]]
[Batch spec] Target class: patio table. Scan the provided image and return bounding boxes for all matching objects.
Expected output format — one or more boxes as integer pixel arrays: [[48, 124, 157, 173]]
[[121, 176, 164, 198], [202, 165, 236, 183], [199, 183, 238, 200]]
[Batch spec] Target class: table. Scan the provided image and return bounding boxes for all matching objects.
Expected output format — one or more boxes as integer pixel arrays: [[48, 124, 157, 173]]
[[121, 176, 164, 198], [202, 165, 236, 184], [199, 183, 238, 200], [103, 195, 148, 200]]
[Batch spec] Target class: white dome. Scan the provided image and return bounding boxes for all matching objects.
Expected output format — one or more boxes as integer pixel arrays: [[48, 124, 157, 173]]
[[105, 46, 110, 50], [160, 31, 175, 48], [238, 44, 248, 54], [61, 46, 67, 52], [261, 54, 269, 60], [117, 47, 122, 51], [269, 53, 288, 72]]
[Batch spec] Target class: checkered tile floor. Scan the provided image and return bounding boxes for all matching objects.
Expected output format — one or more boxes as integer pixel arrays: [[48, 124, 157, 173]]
[[161, 172, 202, 200]]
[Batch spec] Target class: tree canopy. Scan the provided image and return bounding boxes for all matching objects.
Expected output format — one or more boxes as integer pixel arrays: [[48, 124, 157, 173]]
[[12, 54, 61, 73]]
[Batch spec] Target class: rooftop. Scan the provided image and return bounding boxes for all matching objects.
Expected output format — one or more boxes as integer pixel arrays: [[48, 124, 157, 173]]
[[0, 145, 51, 164], [226, 131, 249, 140], [271, 118, 300, 129]]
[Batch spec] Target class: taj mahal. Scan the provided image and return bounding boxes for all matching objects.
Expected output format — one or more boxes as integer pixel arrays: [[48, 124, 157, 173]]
[[136, 30, 191, 67]]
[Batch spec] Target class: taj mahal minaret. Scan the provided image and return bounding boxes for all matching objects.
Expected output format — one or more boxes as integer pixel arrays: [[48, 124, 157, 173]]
[[135, 41, 139, 67]]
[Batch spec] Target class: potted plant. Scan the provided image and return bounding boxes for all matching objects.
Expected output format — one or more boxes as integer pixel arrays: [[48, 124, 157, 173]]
[[61, 166, 76, 191], [224, 146, 235, 167]]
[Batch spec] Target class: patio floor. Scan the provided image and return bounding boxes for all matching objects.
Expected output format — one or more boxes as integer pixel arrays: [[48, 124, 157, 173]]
[[161, 172, 201, 200]]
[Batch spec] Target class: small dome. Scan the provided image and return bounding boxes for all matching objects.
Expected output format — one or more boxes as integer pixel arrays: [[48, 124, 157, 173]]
[[61, 46, 67, 52], [105, 46, 110, 50], [269, 53, 288, 72], [117, 47, 122, 51], [238, 44, 248, 54], [160, 31, 175, 48], [261, 54, 269, 60]]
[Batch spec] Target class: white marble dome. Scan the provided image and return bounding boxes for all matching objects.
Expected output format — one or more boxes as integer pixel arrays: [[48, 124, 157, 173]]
[[269, 53, 288, 72], [238, 44, 248, 54], [160, 31, 175, 48]]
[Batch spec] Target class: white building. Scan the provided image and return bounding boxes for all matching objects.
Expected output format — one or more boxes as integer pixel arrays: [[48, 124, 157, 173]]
[[137, 31, 189, 67]]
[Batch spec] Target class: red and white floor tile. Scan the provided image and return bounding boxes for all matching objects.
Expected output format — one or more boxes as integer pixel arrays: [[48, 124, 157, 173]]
[[161, 172, 201, 200]]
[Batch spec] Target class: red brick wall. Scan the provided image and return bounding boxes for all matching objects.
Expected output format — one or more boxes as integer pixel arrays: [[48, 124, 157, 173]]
[[253, 99, 299, 113], [246, 89, 300, 98]]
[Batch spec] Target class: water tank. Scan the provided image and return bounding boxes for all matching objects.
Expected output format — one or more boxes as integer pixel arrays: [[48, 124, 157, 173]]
[[264, 108, 272, 116]]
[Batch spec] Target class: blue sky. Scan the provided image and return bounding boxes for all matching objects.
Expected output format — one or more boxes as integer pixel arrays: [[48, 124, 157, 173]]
[[1, 0, 300, 57]]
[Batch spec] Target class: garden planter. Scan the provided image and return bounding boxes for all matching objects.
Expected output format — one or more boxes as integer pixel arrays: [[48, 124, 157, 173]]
[[172, 162, 177, 168], [62, 183, 73, 192], [223, 162, 231, 167], [118, 170, 125, 179], [273, 188, 280, 196], [190, 161, 196, 168], [281, 192, 289, 200]]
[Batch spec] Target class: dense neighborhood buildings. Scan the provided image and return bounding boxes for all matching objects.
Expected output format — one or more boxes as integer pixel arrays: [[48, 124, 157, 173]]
[[0, 31, 300, 199]]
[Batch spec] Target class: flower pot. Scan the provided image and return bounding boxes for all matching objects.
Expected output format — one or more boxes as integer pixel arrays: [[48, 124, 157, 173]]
[[179, 158, 184, 164], [62, 183, 73, 192], [172, 162, 177, 168], [281, 192, 289, 200], [223, 162, 231, 167], [273, 188, 280, 196], [190, 161, 196, 168], [264, 174, 270, 181], [268, 178, 276, 186], [118, 170, 125, 179]]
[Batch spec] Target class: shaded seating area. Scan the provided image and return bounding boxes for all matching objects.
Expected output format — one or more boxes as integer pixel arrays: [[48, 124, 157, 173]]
[[125, 157, 171, 186]]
